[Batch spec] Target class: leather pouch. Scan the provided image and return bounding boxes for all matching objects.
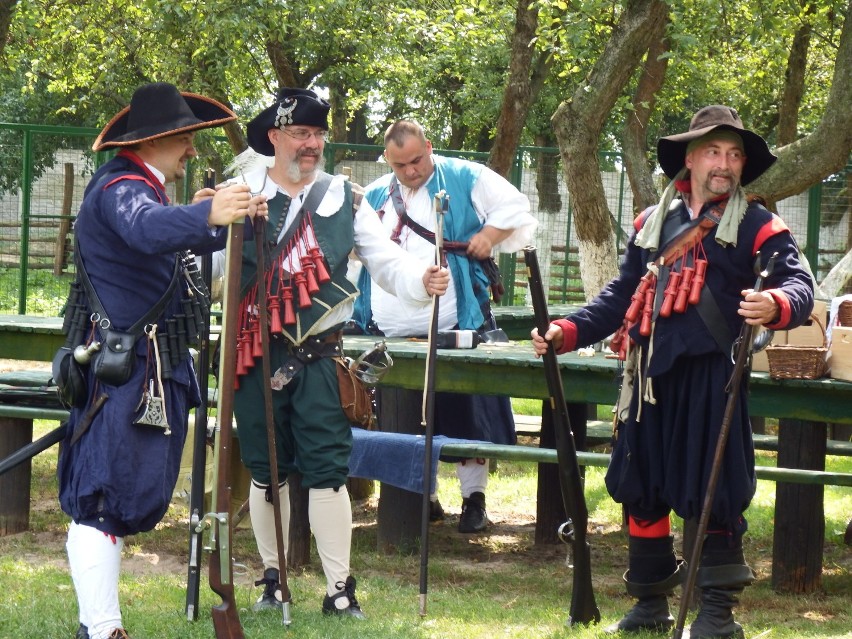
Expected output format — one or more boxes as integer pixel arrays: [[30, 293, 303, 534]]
[[335, 357, 374, 429], [51, 346, 89, 409], [92, 329, 136, 386]]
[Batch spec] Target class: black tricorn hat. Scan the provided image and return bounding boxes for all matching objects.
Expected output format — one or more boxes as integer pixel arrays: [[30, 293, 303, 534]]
[[246, 88, 330, 156], [657, 105, 777, 186], [92, 82, 237, 152]]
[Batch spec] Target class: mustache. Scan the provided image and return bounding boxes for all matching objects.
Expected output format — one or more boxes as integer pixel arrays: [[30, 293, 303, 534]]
[[296, 149, 320, 159]]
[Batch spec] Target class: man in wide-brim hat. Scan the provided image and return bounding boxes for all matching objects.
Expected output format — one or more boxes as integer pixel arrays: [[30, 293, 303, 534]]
[[532, 105, 814, 638], [59, 82, 266, 639]]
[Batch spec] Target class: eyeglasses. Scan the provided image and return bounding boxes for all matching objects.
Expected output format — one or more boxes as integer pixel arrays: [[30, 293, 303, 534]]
[[281, 128, 328, 142]]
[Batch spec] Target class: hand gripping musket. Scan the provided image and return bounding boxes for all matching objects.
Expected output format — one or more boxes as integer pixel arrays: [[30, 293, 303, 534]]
[[418, 190, 448, 617], [524, 247, 600, 627], [201, 202, 245, 638], [254, 216, 292, 625], [671, 251, 777, 639], [185, 169, 216, 621]]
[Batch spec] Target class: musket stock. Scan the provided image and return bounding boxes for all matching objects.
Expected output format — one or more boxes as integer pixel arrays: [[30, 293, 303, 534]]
[[207, 215, 245, 638], [524, 247, 600, 626], [671, 251, 777, 639]]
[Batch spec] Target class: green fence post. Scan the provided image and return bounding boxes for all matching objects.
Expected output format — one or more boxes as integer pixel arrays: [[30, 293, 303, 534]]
[[18, 129, 34, 314]]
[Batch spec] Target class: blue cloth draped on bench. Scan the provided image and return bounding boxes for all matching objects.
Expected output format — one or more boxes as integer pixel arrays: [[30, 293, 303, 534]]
[[348, 428, 488, 494]]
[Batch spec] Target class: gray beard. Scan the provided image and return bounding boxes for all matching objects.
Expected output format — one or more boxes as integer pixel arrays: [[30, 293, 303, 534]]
[[286, 159, 315, 184]]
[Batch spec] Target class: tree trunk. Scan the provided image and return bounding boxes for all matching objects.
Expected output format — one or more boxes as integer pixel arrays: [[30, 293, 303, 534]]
[[551, 0, 669, 299], [777, 8, 814, 146], [534, 133, 562, 214], [817, 248, 852, 298], [622, 20, 669, 214], [750, 0, 852, 202], [0, 0, 18, 64], [266, 39, 298, 88], [488, 0, 542, 177]]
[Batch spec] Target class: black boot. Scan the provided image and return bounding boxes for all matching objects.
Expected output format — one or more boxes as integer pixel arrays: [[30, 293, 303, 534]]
[[685, 564, 754, 639], [605, 535, 684, 634], [458, 492, 488, 533]]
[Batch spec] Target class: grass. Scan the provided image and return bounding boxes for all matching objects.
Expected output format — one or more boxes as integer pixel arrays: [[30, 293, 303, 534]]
[[0, 419, 850, 639], [0, 267, 72, 316]]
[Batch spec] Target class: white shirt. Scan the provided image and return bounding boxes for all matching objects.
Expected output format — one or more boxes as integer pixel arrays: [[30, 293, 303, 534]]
[[371, 160, 536, 336], [212, 168, 432, 338]]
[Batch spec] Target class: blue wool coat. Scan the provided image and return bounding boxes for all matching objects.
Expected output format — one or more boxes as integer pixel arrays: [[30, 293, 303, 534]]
[[58, 152, 227, 536], [568, 199, 814, 528]]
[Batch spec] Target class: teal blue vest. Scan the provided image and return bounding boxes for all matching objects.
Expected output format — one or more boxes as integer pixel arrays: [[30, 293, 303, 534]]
[[353, 156, 490, 332]]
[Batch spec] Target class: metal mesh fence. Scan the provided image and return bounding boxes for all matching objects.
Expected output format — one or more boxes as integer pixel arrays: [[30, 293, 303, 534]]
[[0, 124, 849, 316]]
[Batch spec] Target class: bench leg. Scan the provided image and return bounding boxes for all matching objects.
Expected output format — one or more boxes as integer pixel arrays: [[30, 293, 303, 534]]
[[0, 417, 34, 536], [376, 388, 424, 554], [772, 418, 826, 593]]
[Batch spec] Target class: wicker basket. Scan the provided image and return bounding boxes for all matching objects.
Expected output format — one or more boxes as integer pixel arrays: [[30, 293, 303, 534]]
[[765, 314, 828, 380], [838, 301, 852, 327]]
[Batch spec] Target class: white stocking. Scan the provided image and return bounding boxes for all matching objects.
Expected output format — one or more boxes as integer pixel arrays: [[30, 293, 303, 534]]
[[309, 486, 352, 607], [249, 480, 290, 572], [66, 521, 123, 639], [456, 459, 488, 498]]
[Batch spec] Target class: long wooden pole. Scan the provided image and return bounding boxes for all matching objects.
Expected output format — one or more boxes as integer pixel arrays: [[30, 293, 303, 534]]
[[254, 217, 292, 624], [418, 190, 447, 617], [671, 252, 776, 639]]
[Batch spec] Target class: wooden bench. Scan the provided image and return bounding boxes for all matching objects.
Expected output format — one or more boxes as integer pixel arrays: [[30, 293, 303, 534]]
[[514, 414, 852, 457]]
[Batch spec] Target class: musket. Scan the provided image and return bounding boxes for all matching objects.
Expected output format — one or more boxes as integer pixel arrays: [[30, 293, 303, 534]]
[[203, 205, 245, 638], [418, 190, 447, 617], [672, 251, 776, 639], [254, 216, 292, 624], [524, 246, 600, 626], [185, 168, 216, 621]]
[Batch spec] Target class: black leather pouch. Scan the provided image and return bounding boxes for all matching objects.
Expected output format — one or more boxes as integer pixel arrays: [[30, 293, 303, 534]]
[[92, 330, 136, 386]]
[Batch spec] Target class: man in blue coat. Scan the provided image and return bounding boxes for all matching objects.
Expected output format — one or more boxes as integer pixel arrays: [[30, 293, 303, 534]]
[[58, 82, 265, 639], [532, 106, 814, 638]]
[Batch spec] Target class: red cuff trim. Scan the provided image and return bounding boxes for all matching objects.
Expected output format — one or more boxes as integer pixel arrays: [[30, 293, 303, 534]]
[[553, 319, 577, 354], [764, 289, 791, 330], [628, 515, 671, 538]]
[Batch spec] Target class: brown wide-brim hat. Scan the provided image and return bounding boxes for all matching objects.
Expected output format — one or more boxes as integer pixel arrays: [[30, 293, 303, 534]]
[[92, 82, 237, 152], [657, 105, 777, 186], [246, 88, 330, 156]]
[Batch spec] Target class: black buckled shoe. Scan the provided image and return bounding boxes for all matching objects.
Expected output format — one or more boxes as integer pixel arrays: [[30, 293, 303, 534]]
[[75, 624, 89, 639], [429, 499, 445, 522], [253, 567, 288, 611], [458, 492, 488, 533], [322, 575, 366, 619]]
